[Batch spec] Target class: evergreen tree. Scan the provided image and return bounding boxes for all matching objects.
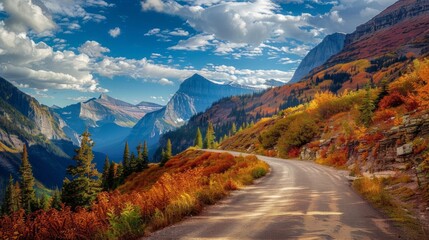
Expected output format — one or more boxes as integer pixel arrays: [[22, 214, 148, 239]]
[[123, 142, 130, 177], [51, 188, 62, 210], [160, 139, 172, 167], [1, 175, 16, 215], [101, 156, 110, 191], [136, 143, 143, 171], [231, 122, 237, 134], [19, 144, 35, 213], [204, 122, 215, 149], [359, 85, 376, 127], [129, 152, 138, 173], [39, 194, 50, 211], [116, 163, 124, 188], [61, 131, 101, 209], [107, 162, 116, 190], [194, 127, 203, 148], [142, 141, 149, 168]]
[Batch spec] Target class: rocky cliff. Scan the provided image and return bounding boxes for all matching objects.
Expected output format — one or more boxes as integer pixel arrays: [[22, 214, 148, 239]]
[[290, 33, 346, 83]]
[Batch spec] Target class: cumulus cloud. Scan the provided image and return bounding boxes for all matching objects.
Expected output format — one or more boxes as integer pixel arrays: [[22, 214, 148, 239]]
[[78, 40, 110, 58], [108, 27, 121, 38], [309, 0, 397, 33], [40, 0, 112, 23], [0, 22, 106, 92], [141, 0, 320, 46], [169, 34, 215, 51], [157, 78, 174, 85], [3, 0, 56, 33]]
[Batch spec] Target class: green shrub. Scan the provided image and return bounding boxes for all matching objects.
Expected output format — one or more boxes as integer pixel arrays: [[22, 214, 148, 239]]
[[251, 167, 267, 179], [106, 204, 144, 239]]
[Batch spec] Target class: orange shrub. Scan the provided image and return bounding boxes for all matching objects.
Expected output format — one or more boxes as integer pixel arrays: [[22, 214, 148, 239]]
[[373, 109, 396, 123], [0, 150, 269, 239]]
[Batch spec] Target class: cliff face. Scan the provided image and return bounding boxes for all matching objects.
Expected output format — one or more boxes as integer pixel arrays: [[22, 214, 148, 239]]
[[0, 77, 66, 141], [328, 0, 429, 65], [290, 33, 346, 83], [345, 0, 429, 45]]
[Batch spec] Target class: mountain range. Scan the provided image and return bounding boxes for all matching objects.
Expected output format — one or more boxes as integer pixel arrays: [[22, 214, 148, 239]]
[[54, 94, 162, 151], [122, 74, 256, 158]]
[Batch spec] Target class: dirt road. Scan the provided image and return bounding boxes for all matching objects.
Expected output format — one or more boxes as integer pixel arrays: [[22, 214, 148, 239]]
[[146, 150, 400, 239]]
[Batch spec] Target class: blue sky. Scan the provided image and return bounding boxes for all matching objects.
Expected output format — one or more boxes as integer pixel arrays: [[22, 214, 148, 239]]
[[0, 0, 396, 107]]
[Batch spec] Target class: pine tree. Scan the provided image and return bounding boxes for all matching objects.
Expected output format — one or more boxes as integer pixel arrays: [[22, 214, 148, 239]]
[[129, 152, 138, 173], [160, 139, 172, 167], [39, 194, 50, 211], [116, 163, 124, 188], [142, 141, 149, 168], [359, 85, 376, 127], [20, 144, 35, 213], [101, 156, 110, 191], [51, 188, 62, 210], [123, 142, 130, 177], [136, 143, 144, 171], [1, 175, 16, 215], [204, 122, 215, 149], [194, 127, 203, 148], [61, 131, 101, 209], [231, 122, 237, 134]]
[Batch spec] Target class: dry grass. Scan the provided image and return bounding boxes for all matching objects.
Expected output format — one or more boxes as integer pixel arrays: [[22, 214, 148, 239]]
[[353, 177, 426, 240]]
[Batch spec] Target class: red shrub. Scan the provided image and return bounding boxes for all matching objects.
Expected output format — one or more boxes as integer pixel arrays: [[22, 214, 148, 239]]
[[378, 91, 405, 109], [288, 147, 300, 158]]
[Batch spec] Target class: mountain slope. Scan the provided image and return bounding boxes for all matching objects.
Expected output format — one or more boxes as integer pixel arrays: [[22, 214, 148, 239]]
[[0, 77, 76, 188], [159, 0, 429, 157], [290, 33, 346, 83], [124, 74, 255, 156], [55, 94, 162, 150]]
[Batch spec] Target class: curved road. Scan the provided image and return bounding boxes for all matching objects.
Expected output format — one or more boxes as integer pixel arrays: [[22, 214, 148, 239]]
[[146, 150, 400, 239]]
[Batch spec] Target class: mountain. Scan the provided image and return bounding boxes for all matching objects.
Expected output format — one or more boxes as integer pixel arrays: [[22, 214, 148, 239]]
[[290, 33, 346, 83], [123, 74, 256, 157], [159, 0, 429, 156], [54, 94, 162, 150], [0, 77, 79, 189], [265, 79, 286, 87]]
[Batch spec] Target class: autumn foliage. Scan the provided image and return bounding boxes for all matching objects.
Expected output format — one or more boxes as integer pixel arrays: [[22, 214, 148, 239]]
[[0, 150, 268, 239]]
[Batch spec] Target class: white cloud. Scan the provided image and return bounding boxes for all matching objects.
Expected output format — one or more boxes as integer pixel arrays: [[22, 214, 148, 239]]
[[40, 0, 111, 23], [141, 0, 322, 46], [67, 96, 91, 102], [169, 34, 214, 51], [169, 28, 189, 36], [157, 78, 174, 85], [2, 0, 56, 33], [78, 40, 110, 58], [309, 0, 397, 33], [145, 28, 161, 36], [108, 27, 121, 38], [0, 23, 106, 92]]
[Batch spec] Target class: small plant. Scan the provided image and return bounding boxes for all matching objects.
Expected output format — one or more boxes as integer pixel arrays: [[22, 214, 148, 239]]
[[106, 204, 144, 239]]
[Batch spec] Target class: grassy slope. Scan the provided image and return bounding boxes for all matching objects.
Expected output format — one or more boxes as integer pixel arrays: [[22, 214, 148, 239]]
[[0, 149, 269, 239]]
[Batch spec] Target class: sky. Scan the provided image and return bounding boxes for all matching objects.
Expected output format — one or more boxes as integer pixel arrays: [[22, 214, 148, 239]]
[[0, 0, 397, 107]]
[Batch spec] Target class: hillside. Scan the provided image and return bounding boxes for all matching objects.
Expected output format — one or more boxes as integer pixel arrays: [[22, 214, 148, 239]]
[[220, 58, 429, 236], [159, 0, 429, 156], [0, 149, 268, 239]]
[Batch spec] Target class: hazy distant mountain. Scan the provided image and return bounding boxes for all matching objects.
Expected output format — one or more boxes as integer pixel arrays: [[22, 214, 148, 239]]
[[123, 74, 256, 156], [54, 94, 162, 150], [290, 33, 346, 83]]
